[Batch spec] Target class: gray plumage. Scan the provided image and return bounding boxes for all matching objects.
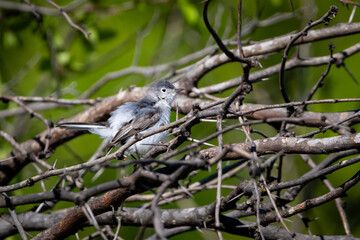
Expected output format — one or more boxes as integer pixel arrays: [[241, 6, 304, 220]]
[[56, 80, 181, 154]]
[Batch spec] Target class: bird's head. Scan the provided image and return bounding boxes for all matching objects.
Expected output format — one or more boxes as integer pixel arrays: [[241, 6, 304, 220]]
[[147, 80, 182, 104]]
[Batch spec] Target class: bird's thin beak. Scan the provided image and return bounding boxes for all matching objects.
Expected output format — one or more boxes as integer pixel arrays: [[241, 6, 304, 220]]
[[175, 88, 184, 92]]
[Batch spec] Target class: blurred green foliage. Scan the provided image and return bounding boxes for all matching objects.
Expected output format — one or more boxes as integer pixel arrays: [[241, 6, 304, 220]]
[[1, 0, 360, 239]]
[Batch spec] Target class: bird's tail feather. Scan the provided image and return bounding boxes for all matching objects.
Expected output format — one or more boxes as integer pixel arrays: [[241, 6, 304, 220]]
[[56, 122, 108, 130], [56, 122, 113, 138]]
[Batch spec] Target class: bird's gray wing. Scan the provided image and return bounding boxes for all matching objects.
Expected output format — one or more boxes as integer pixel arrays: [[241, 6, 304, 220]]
[[108, 107, 161, 148]]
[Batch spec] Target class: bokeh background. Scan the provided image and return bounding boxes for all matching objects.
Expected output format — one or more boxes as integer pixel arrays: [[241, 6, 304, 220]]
[[1, 0, 360, 239]]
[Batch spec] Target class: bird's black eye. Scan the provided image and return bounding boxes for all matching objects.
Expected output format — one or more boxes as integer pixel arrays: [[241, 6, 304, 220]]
[[161, 88, 166, 92]]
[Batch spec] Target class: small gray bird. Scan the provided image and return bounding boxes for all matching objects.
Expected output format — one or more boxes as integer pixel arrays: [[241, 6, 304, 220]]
[[56, 80, 182, 155]]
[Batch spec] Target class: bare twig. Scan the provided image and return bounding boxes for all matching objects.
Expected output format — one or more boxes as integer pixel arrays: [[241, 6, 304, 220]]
[[301, 154, 351, 236], [337, 0, 360, 7], [215, 115, 223, 238], [305, 43, 335, 102], [0, 96, 53, 156], [1, 193, 28, 240], [203, 0, 253, 65], [237, 0, 245, 58], [0, 95, 98, 106], [279, 5, 339, 104], [44, 0, 90, 38], [82, 204, 109, 240]]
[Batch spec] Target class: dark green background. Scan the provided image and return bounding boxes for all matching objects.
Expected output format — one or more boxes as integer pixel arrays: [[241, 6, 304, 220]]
[[1, 0, 360, 239]]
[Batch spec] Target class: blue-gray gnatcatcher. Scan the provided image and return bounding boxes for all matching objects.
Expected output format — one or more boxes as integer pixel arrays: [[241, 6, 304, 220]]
[[56, 80, 182, 154]]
